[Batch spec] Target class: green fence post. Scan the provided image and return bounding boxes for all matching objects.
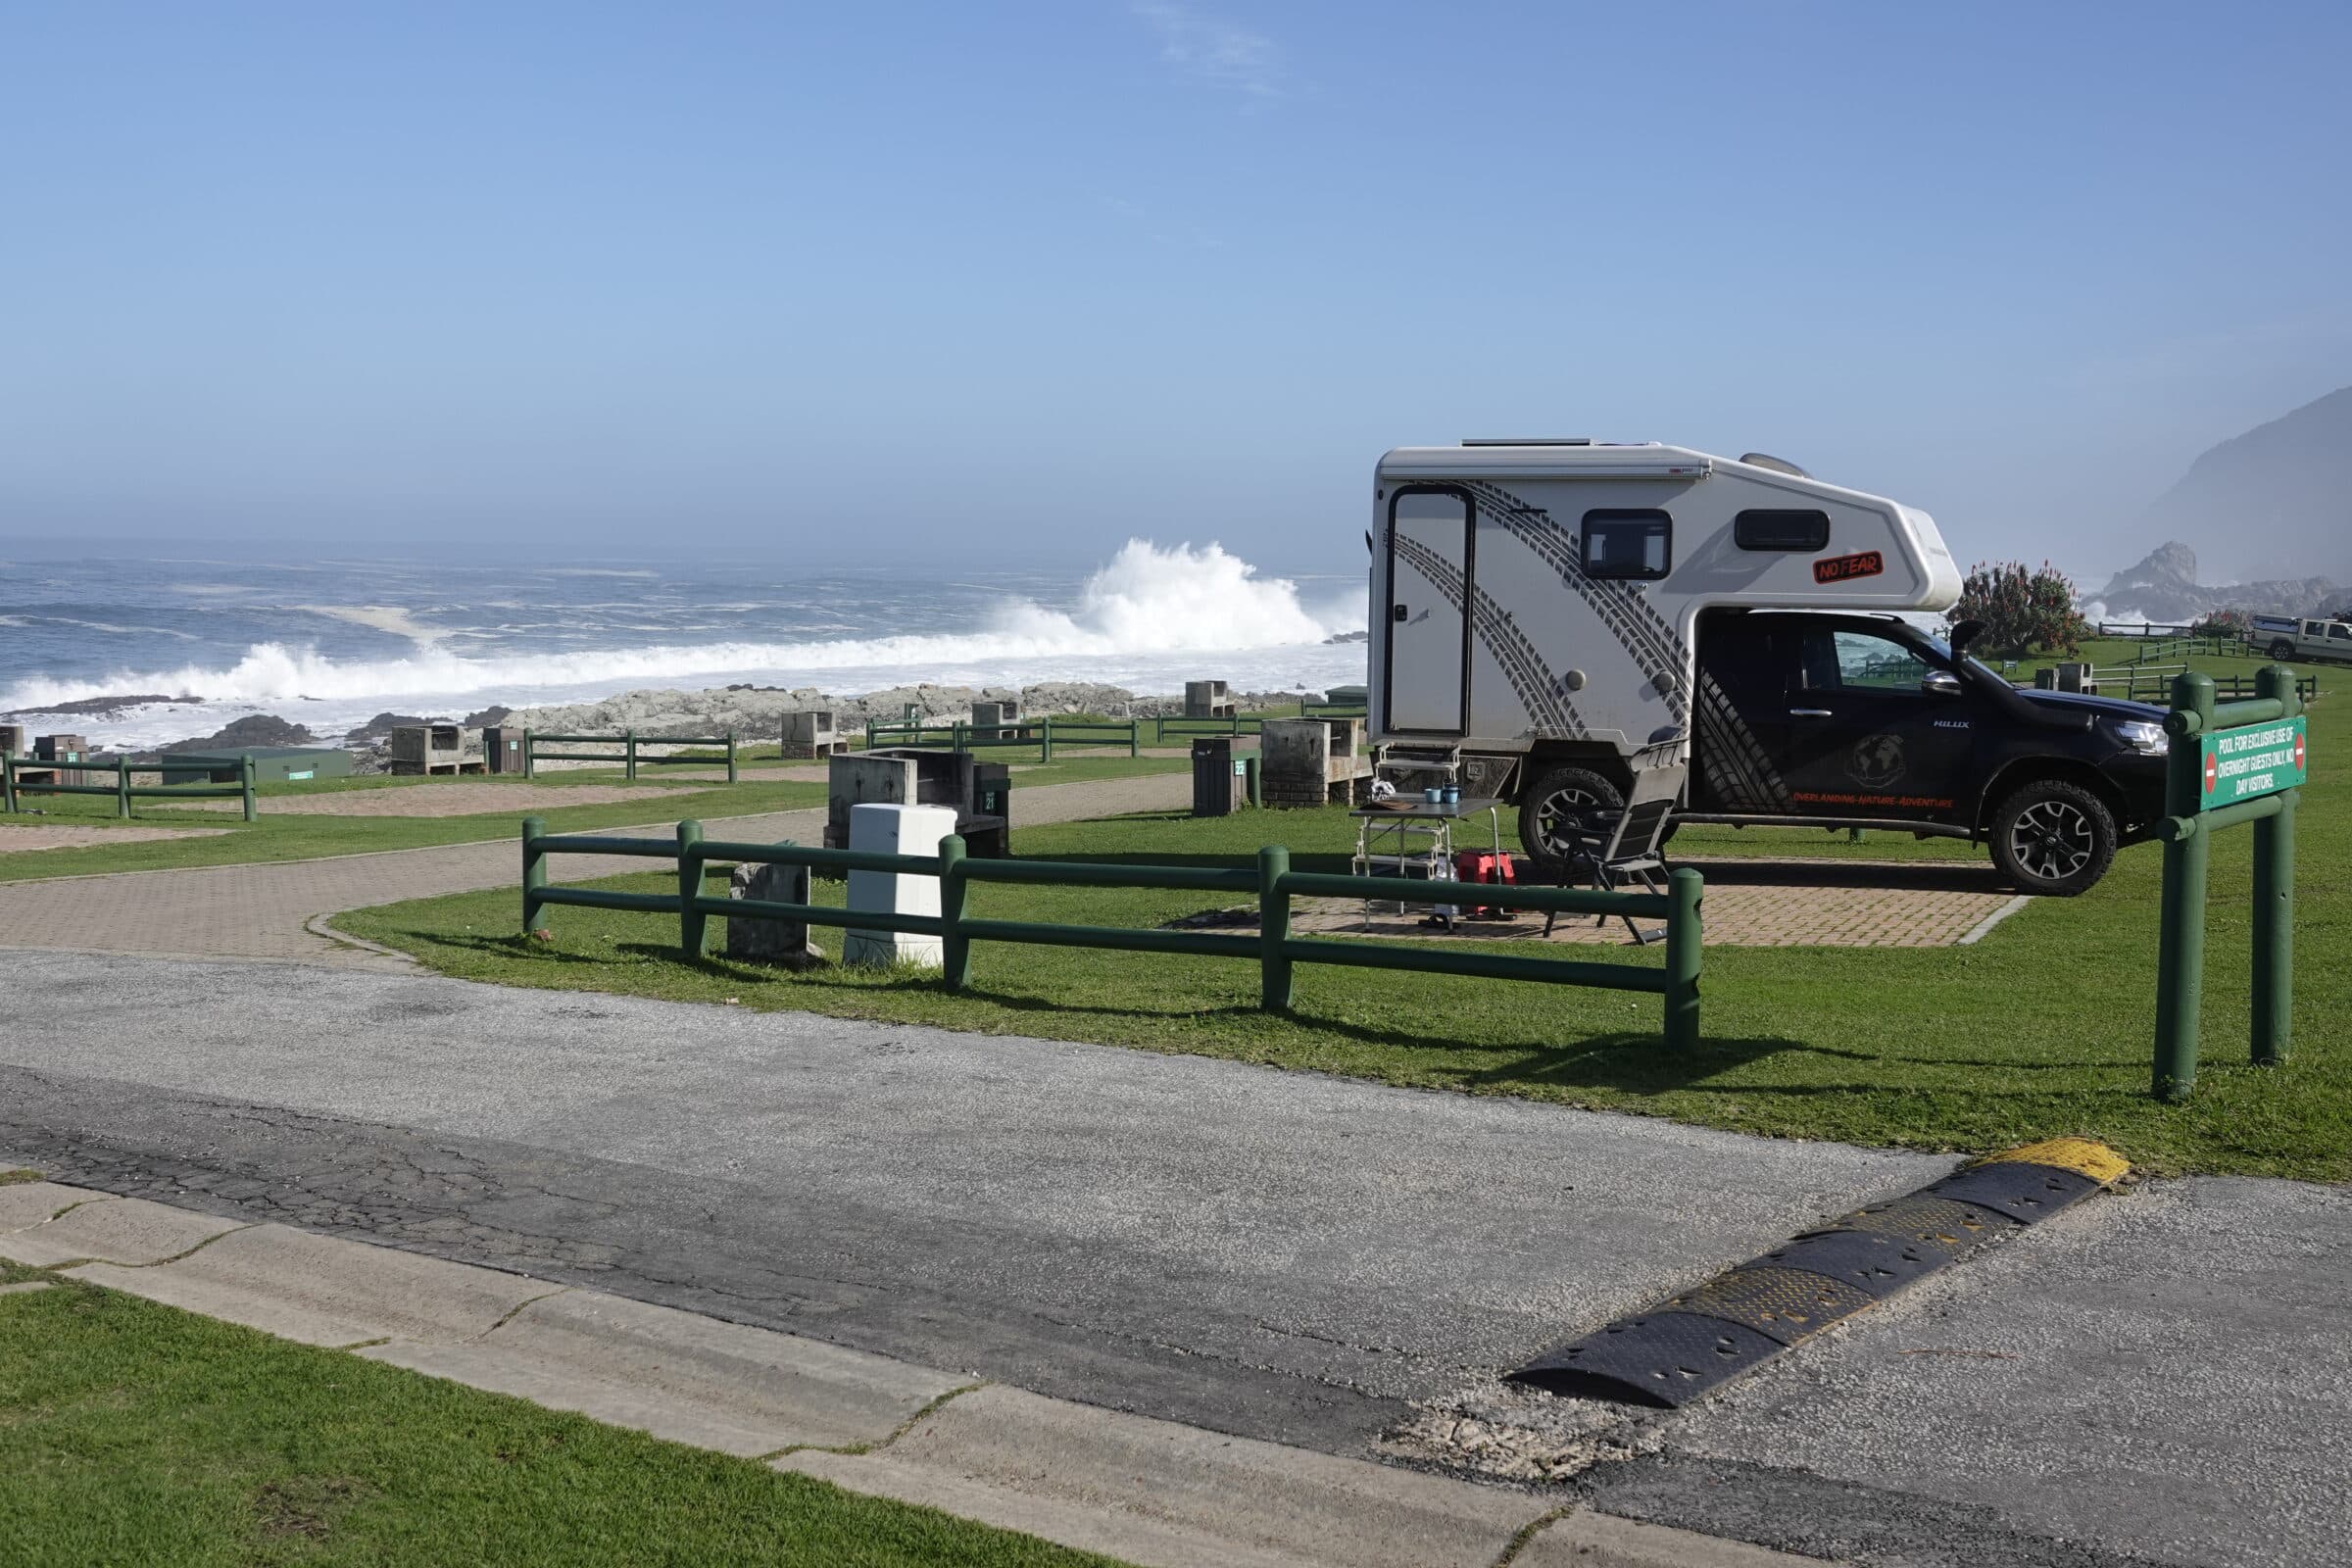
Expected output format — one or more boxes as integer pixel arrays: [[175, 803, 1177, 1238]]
[[952, 721, 967, 755], [625, 728, 638, 781], [523, 727, 535, 780], [117, 760, 132, 819], [1041, 717, 1054, 764], [725, 731, 739, 786], [677, 818, 708, 958], [2251, 663, 2299, 1066], [240, 755, 258, 822], [522, 815, 548, 934], [939, 833, 970, 991], [1665, 867, 1703, 1050], [1128, 719, 1139, 759], [1, 756, 14, 815], [2153, 671, 2215, 1100], [1258, 845, 1293, 1012], [1245, 755, 1261, 808]]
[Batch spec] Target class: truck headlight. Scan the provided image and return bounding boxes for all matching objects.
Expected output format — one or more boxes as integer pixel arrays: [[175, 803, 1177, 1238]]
[[2115, 720, 2168, 755]]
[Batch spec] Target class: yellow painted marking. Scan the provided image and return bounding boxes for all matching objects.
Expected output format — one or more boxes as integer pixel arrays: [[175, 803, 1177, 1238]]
[[1974, 1138, 2130, 1185]]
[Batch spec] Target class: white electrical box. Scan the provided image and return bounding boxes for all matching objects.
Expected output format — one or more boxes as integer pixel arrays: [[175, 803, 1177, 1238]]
[[844, 802, 956, 967]]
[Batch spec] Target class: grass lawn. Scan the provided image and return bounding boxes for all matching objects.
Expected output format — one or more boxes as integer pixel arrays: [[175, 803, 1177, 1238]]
[[0, 1273, 1118, 1568], [341, 694, 2348, 1182], [0, 755, 1182, 884]]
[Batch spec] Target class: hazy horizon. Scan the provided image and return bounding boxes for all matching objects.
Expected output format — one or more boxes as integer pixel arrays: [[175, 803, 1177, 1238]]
[[4, 3, 2347, 586]]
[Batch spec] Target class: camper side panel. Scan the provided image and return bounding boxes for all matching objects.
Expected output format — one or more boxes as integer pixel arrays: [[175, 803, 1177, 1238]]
[[1372, 460, 1950, 760]]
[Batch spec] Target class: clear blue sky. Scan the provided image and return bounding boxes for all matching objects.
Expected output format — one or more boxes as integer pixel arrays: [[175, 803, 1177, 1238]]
[[3, 1, 2345, 577]]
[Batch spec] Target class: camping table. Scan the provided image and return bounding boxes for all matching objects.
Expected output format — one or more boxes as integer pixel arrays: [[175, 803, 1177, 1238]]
[[1348, 797, 1503, 930]]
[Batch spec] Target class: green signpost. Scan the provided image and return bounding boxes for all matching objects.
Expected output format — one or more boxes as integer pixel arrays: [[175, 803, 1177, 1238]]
[[2197, 716, 2305, 808], [2151, 666, 2303, 1101]]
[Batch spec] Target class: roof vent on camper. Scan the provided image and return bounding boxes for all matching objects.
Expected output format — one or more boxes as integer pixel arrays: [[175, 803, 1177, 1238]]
[[1740, 452, 1812, 477], [1460, 437, 1592, 447]]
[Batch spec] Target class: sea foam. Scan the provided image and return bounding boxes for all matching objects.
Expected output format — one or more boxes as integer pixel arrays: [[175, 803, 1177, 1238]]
[[1, 541, 1368, 742]]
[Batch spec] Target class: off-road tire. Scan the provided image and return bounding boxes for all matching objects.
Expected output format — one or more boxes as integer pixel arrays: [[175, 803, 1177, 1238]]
[[1988, 778, 2117, 897], [1518, 765, 1625, 878]]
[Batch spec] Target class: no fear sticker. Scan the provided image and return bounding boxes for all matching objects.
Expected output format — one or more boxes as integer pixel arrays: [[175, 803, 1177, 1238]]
[[1813, 551, 1885, 585]]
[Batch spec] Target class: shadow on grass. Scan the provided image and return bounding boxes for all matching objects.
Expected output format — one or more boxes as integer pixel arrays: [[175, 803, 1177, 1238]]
[[395, 933, 2144, 1106]]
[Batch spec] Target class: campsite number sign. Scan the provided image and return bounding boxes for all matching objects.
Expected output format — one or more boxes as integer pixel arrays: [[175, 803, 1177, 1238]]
[[2199, 716, 2306, 808]]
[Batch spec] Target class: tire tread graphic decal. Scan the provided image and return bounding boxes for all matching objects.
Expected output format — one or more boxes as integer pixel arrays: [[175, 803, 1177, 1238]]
[[1454, 480, 1690, 721], [1692, 671, 1790, 811], [1391, 529, 1586, 737]]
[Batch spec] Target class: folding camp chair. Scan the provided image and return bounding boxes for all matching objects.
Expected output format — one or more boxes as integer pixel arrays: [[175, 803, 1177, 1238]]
[[1543, 764, 1682, 945]]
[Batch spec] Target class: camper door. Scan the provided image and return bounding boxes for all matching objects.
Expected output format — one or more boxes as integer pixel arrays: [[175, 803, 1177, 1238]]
[[1384, 487, 1472, 734]]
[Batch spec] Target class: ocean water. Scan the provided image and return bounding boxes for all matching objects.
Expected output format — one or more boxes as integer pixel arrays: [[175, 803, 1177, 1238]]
[[0, 540, 1371, 750]]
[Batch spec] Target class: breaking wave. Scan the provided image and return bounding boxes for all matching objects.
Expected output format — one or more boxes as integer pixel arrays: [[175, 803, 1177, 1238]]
[[0, 540, 1362, 711]]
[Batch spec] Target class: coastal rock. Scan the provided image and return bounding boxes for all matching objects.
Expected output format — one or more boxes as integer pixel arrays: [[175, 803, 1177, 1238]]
[[1, 692, 198, 720], [462, 704, 513, 726], [509, 678, 1331, 739], [2096, 542, 2339, 622], [152, 713, 318, 753]]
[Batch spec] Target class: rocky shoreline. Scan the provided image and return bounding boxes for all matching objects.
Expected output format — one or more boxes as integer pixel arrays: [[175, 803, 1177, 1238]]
[[508, 679, 1342, 739], [11, 678, 1350, 775]]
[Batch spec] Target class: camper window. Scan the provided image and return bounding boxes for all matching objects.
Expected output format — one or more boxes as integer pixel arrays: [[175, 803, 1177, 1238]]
[[1733, 509, 1831, 552], [1581, 510, 1671, 579]]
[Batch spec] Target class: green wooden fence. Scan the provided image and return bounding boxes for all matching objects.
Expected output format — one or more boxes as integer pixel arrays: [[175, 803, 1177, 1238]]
[[519, 817, 1704, 1049], [2111, 666, 2318, 706], [859, 716, 1143, 760], [523, 729, 738, 783], [2, 753, 258, 820]]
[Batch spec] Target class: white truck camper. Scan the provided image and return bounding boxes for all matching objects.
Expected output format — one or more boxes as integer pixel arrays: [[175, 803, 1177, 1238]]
[[1370, 439, 1965, 857]]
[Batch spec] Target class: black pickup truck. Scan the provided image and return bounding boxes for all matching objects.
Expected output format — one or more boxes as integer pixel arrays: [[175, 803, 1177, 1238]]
[[1517, 610, 2171, 896]]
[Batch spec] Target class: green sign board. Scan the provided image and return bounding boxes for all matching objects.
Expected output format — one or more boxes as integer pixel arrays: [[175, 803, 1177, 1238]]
[[2199, 716, 2306, 808]]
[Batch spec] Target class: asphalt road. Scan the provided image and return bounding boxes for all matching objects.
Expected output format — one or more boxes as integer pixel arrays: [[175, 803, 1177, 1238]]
[[3, 947, 2345, 1567]]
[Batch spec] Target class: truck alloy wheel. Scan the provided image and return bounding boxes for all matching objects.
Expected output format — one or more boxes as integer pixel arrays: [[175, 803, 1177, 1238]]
[[1518, 765, 1625, 876], [1989, 779, 2116, 897], [2269, 639, 2295, 661]]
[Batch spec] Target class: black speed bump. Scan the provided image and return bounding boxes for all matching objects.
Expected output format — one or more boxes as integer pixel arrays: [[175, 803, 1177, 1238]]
[[1509, 1139, 2128, 1408]]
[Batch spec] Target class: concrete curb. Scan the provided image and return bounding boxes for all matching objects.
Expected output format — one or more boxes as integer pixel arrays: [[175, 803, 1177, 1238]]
[[363, 1288, 966, 1456], [0, 1186, 247, 1267], [1956, 894, 2033, 945], [64, 1222, 556, 1347], [8, 1177, 1832, 1568], [779, 1383, 1812, 1568], [303, 911, 421, 966]]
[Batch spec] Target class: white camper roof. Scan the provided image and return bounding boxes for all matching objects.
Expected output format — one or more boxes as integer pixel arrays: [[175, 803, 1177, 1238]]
[[1384, 441, 1843, 491]]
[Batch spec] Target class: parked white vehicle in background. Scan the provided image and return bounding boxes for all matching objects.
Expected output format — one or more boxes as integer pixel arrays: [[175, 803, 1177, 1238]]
[[2249, 613, 2352, 663]]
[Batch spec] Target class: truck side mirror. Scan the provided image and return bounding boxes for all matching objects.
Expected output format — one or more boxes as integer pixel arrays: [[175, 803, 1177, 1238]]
[[1924, 670, 1963, 698]]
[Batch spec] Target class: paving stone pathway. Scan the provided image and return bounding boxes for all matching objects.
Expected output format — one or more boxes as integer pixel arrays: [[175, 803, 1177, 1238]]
[[1287, 858, 2027, 949], [0, 770, 1190, 968]]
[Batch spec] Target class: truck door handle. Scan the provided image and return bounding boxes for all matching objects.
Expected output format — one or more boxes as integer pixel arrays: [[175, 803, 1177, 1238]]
[[1788, 708, 1833, 718]]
